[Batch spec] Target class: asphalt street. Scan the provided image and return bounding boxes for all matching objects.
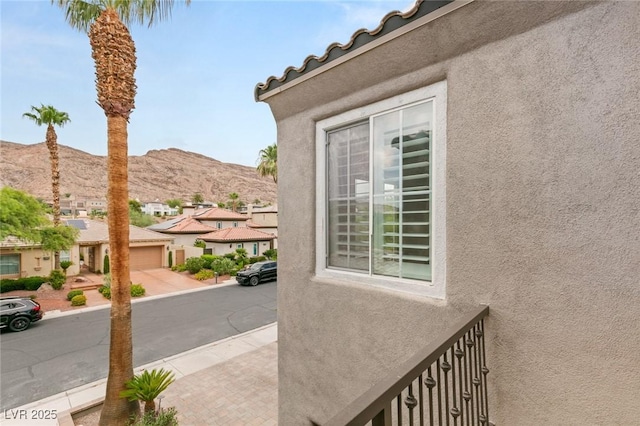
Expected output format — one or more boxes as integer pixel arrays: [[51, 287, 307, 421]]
[[0, 281, 277, 411]]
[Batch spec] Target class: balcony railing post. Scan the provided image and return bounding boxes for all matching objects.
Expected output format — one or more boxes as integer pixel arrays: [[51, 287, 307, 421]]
[[371, 401, 392, 426]]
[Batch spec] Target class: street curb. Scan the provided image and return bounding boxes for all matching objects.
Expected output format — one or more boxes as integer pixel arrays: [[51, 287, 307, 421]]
[[43, 279, 239, 320]]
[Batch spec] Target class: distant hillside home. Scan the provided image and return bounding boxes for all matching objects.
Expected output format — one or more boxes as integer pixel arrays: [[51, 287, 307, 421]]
[[255, 0, 640, 424], [245, 204, 278, 249], [141, 201, 179, 217], [198, 228, 276, 256]]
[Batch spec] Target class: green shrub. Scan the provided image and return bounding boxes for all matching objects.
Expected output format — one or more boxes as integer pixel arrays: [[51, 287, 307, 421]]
[[131, 284, 146, 297], [194, 269, 214, 281], [200, 254, 217, 269], [24, 276, 47, 291], [66, 289, 84, 301], [210, 258, 236, 275], [128, 407, 179, 426], [102, 273, 112, 288], [223, 252, 236, 260], [70, 294, 87, 306], [120, 368, 176, 414], [168, 251, 173, 268], [101, 287, 111, 299], [193, 239, 206, 248], [103, 254, 110, 274], [0, 277, 47, 293], [185, 257, 204, 274], [49, 270, 66, 290], [60, 260, 73, 273], [248, 255, 267, 264]]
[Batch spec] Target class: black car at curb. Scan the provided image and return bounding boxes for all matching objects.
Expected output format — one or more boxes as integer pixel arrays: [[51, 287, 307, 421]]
[[0, 296, 44, 332], [236, 261, 277, 286]]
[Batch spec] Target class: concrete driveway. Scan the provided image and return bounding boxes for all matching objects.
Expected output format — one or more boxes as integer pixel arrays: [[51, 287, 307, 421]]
[[129, 268, 214, 297]]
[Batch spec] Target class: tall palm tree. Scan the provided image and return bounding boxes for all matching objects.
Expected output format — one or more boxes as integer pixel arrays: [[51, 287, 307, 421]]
[[257, 142, 277, 183], [228, 192, 239, 212], [53, 1, 189, 424], [22, 104, 70, 270]]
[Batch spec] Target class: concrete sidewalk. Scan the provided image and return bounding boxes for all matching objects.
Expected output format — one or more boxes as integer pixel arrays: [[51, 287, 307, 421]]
[[0, 323, 278, 426], [1, 270, 278, 425]]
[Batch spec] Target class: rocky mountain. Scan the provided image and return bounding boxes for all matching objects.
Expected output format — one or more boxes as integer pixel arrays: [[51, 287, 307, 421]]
[[0, 141, 277, 205]]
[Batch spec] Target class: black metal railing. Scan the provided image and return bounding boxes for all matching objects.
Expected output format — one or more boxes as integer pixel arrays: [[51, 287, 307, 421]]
[[323, 305, 491, 426]]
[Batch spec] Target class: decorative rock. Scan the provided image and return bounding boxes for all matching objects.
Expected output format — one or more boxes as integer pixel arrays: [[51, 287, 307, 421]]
[[38, 283, 53, 292]]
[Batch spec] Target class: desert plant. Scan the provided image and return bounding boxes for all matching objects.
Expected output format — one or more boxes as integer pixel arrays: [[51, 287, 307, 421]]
[[210, 258, 236, 275], [67, 289, 84, 301], [71, 294, 87, 306], [184, 257, 204, 274], [103, 254, 110, 274], [130, 284, 146, 297], [167, 251, 173, 268], [194, 269, 214, 281], [128, 407, 179, 426], [200, 254, 217, 269], [263, 249, 277, 260], [100, 287, 112, 300], [193, 239, 205, 249], [48, 270, 66, 290], [120, 368, 176, 414], [60, 260, 73, 273]]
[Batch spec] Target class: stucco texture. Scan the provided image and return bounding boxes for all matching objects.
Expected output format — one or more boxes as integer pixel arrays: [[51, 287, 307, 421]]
[[264, 2, 640, 425]]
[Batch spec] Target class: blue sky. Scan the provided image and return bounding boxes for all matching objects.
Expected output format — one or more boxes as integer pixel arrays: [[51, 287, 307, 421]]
[[1, 0, 413, 167]]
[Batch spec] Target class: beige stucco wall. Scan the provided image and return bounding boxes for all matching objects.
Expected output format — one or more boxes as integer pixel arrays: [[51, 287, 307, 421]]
[[204, 240, 273, 257], [264, 2, 640, 425], [198, 219, 247, 229]]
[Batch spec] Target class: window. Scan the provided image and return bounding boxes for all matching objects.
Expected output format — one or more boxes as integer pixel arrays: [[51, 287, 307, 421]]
[[237, 244, 243, 249], [233, 222, 238, 228], [0, 254, 20, 275], [316, 82, 446, 298], [216, 222, 222, 229], [60, 250, 71, 263], [253, 243, 258, 256]]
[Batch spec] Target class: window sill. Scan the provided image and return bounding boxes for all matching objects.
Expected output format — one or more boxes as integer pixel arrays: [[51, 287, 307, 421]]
[[314, 269, 446, 300]]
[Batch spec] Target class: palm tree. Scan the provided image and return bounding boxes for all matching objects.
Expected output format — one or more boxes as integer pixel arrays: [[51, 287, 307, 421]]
[[228, 192, 239, 212], [257, 142, 277, 183], [53, 1, 190, 424], [22, 104, 70, 270]]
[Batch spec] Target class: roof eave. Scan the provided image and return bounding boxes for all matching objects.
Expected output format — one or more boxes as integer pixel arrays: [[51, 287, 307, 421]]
[[255, 0, 474, 102]]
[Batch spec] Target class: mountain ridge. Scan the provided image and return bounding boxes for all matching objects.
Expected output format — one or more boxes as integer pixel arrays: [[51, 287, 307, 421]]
[[0, 140, 277, 205]]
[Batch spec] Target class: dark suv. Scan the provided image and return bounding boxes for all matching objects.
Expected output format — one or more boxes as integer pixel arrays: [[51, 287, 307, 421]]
[[0, 297, 44, 332], [236, 261, 277, 286]]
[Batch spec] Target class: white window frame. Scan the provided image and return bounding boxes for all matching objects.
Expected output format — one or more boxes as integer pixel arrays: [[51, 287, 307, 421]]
[[315, 81, 447, 299]]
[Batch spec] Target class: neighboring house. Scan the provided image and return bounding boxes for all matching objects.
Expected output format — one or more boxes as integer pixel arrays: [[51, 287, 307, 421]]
[[147, 215, 217, 247], [141, 201, 179, 217], [0, 218, 173, 278], [0, 236, 60, 279], [148, 207, 251, 249], [198, 228, 275, 256], [255, 1, 639, 425], [191, 207, 248, 229], [66, 219, 174, 274], [245, 204, 278, 249]]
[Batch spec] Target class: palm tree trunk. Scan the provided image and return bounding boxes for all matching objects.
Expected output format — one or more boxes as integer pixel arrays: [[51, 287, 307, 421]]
[[99, 114, 139, 425], [46, 124, 62, 269], [144, 399, 156, 414]]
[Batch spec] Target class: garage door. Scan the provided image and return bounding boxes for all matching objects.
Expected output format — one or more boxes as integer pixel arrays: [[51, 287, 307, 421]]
[[129, 246, 163, 270]]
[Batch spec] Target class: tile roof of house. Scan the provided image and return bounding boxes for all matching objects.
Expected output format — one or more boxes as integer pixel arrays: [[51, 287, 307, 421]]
[[246, 220, 276, 229], [192, 207, 248, 221], [65, 219, 173, 243], [147, 216, 218, 234], [199, 228, 275, 243], [254, 0, 454, 100]]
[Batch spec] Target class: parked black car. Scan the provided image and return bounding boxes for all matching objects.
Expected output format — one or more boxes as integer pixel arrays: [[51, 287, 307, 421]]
[[236, 261, 277, 286], [0, 296, 44, 332]]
